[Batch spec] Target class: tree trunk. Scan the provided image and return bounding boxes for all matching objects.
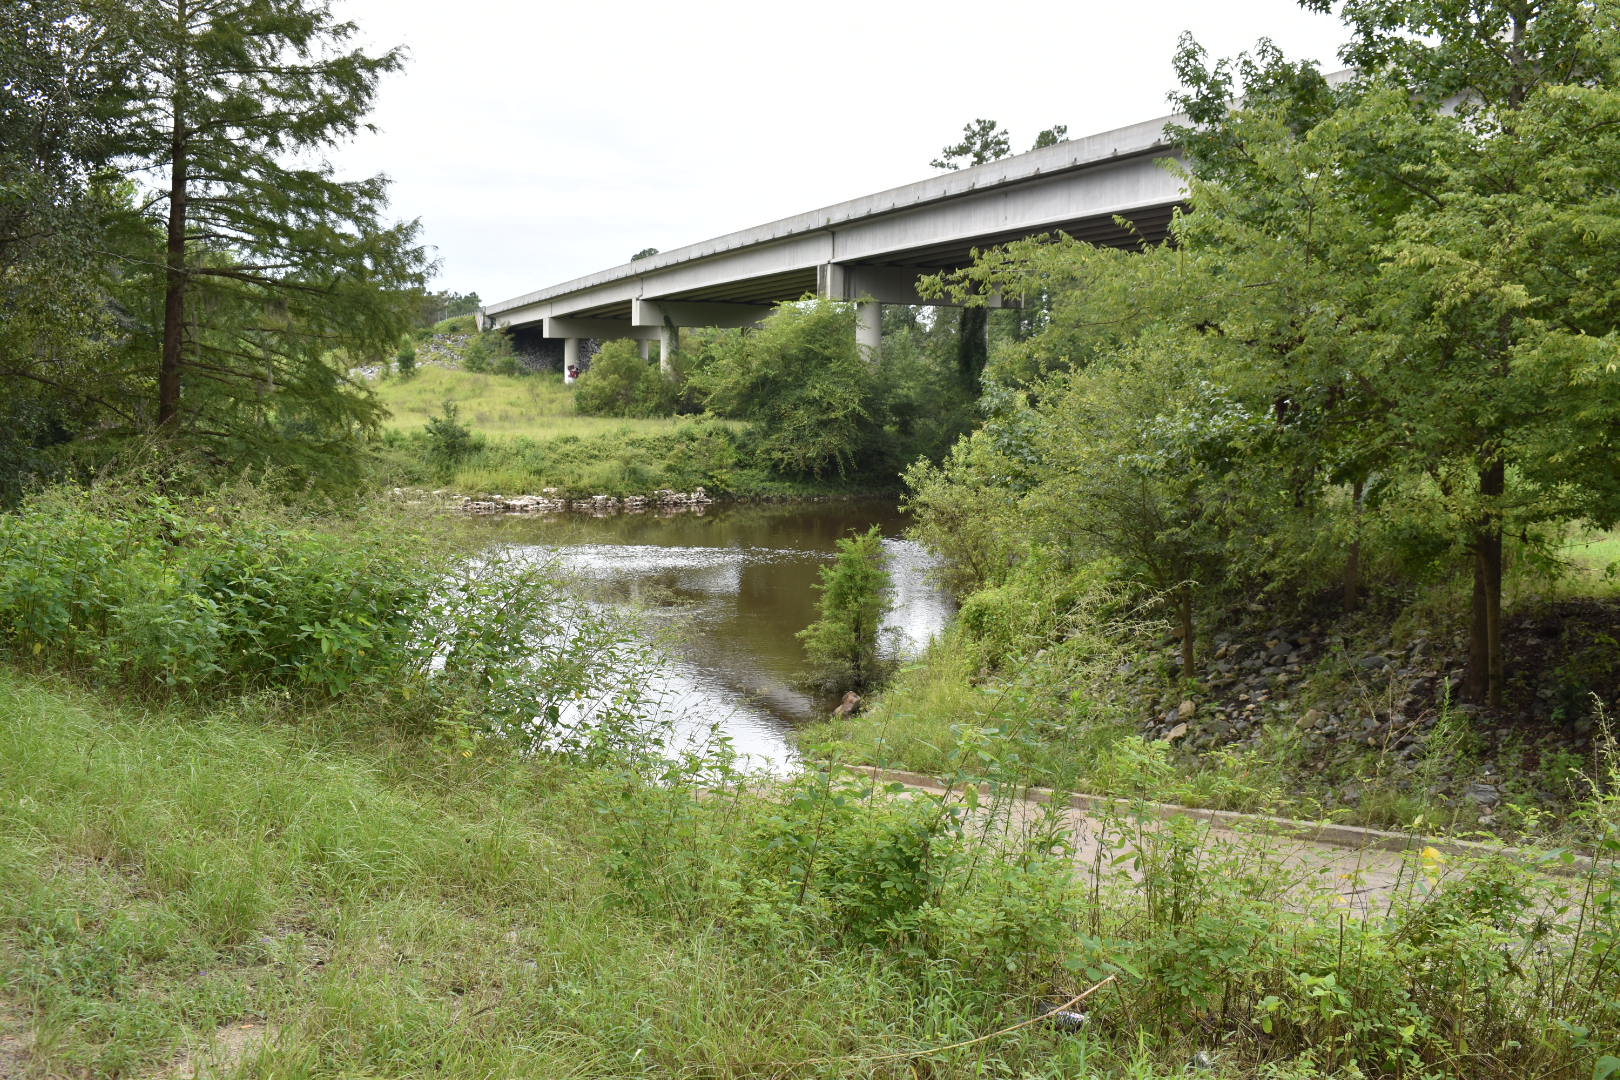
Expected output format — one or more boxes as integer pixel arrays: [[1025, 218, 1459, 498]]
[[1463, 459, 1506, 707], [956, 307, 988, 393], [1343, 477, 1364, 611], [1178, 589, 1195, 680], [158, 7, 188, 430]]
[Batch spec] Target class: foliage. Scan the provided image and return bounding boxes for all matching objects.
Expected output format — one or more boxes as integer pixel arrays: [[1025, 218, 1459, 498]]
[[931, 118, 1011, 169], [691, 299, 879, 477], [97, 0, 428, 459], [423, 400, 479, 476], [1164, 4, 1620, 704], [910, 1, 1620, 711], [411, 288, 480, 326], [0, 0, 429, 492], [0, 481, 644, 745], [798, 526, 893, 691], [573, 339, 676, 418], [0, 5, 138, 498], [460, 328, 523, 375], [394, 338, 418, 378], [2, 614, 1618, 1079]]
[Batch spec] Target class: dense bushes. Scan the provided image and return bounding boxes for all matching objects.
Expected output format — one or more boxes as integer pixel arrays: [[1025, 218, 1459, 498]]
[[690, 300, 975, 480], [460, 327, 524, 375], [0, 481, 648, 745], [689, 301, 878, 477], [573, 339, 675, 418]]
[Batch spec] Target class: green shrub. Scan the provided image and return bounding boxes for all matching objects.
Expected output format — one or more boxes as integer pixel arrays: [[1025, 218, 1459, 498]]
[[0, 481, 648, 744], [798, 526, 892, 691], [423, 400, 479, 475], [395, 338, 417, 378], [573, 339, 676, 418], [461, 328, 522, 375], [690, 299, 879, 477]]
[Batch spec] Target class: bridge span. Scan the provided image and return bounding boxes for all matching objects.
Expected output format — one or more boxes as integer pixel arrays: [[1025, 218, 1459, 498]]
[[481, 108, 1186, 371]]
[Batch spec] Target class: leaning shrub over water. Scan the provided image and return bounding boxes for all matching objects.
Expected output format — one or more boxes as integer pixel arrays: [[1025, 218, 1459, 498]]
[[0, 482, 651, 747]]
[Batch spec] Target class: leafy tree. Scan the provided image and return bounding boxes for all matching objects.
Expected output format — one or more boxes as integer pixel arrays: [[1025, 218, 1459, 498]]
[[1031, 124, 1068, 149], [798, 526, 893, 691], [1026, 337, 1242, 678], [692, 300, 877, 477], [631, 247, 659, 261], [574, 340, 675, 418], [412, 289, 480, 326], [0, 3, 136, 492], [925, 119, 1073, 392], [1169, 1, 1620, 705], [914, 3, 1620, 709], [96, 0, 428, 470]]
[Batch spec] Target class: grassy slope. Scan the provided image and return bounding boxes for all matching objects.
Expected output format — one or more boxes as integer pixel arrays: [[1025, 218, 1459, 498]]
[[370, 366, 865, 498], [0, 671, 1086, 1079], [372, 365, 694, 441]]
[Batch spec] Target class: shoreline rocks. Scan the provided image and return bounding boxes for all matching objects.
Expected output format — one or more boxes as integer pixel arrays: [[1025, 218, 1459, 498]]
[[393, 486, 716, 516]]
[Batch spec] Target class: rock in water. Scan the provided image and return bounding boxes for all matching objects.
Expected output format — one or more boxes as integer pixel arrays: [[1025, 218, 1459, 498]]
[[831, 691, 862, 719]]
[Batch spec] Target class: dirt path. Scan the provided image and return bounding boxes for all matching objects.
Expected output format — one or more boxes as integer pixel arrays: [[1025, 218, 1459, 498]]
[[849, 766, 1541, 916]]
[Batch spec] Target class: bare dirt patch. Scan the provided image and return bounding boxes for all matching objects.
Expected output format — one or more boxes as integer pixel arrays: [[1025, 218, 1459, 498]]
[[143, 1020, 277, 1080], [0, 1001, 33, 1080]]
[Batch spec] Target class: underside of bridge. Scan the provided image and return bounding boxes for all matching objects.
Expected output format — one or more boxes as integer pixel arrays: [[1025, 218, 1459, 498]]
[[484, 108, 1188, 372], [546, 203, 1176, 322]]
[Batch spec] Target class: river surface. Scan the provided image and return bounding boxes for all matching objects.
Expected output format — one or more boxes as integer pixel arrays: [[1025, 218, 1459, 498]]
[[461, 501, 951, 769]]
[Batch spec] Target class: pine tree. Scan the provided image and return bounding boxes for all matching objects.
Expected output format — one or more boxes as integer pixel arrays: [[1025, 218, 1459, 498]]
[[95, 0, 428, 473]]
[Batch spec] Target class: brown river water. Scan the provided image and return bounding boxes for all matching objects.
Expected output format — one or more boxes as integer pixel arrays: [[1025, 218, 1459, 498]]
[[459, 500, 952, 769]]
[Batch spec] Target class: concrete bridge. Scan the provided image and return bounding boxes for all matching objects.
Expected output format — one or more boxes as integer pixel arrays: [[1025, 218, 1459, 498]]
[[481, 107, 1186, 370]]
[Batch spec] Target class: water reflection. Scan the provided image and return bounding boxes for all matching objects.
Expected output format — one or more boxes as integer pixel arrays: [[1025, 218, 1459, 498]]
[[462, 501, 952, 768]]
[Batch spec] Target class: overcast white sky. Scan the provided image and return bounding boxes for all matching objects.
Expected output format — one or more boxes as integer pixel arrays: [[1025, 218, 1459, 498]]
[[329, 0, 1352, 304]]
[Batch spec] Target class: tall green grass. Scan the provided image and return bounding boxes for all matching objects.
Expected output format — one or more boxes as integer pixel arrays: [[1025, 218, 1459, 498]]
[[3, 668, 1616, 1079], [372, 365, 689, 440]]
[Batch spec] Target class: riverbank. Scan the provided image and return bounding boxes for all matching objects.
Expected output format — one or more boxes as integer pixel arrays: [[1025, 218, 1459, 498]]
[[3, 667, 1615, 1079], [813, 580, 1620, 845], [369, 363, 899, 502], [1, 486, 1614, 1079]]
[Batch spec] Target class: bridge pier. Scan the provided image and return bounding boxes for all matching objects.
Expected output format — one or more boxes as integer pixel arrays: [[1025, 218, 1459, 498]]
[[659, 325, 677, 375], [562, 337, 580, 373], [855, 301, 882, 362]]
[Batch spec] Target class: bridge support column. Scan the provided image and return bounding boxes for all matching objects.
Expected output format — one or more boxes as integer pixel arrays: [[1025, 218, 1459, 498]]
[[855, 301, 882, 363], [563, 337, 580, 374], [658, 325, 676, 376], [639, 340, 650, 362]]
